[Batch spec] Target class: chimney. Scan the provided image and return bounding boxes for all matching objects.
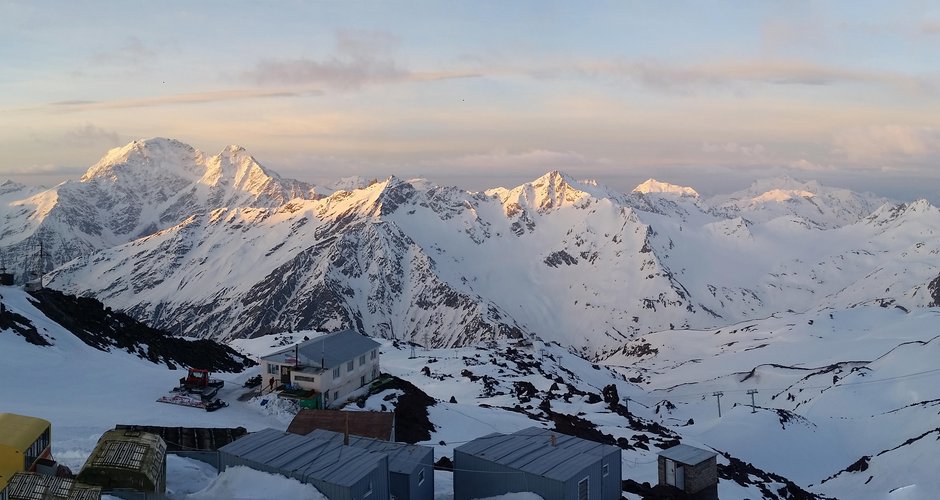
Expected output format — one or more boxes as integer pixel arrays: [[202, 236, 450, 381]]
[[550, 433, 556, 447]]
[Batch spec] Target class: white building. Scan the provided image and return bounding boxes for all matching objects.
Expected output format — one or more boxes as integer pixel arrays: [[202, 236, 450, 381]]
[[261, 329, 381, 408]]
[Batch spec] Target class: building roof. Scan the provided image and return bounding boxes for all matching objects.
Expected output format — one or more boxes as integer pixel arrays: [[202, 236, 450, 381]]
[[0, 413, 50, 451], [219, 428, 386, 487], [307, 429, 432, 476], [657, 444, 717, 466], [261, 329, 381, 370], [287, 410, 395, 441], [114, 425, 248, 452], [6, 472, 101, 500], [455, 427, 620, 482]]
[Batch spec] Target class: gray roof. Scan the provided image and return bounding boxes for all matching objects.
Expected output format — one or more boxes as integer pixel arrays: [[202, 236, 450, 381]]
[[455, 427, 620, 482], [218, 428, 386, 487], [657, 444, 717, 466], [261, 329, 380, 370], [308, 429, 433, 475]]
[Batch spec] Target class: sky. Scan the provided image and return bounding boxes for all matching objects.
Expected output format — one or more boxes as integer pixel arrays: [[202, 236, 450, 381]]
[[2, 0, 939, 200]]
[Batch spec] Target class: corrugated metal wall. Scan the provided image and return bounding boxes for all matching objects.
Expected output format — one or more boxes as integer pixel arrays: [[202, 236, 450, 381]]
[[602, 448, 621, 500], [410, 451, 434, 500], [399, 449, 434, 500], [454, 450, 566, 500]]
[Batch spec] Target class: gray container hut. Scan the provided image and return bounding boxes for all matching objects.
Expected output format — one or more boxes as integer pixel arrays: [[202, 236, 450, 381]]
[[309, 429, 433, 500], [75, 429, 166, 500], [657, 444, 718, 500], [218, 428, 389, 500], [454, 427, 621, 500]]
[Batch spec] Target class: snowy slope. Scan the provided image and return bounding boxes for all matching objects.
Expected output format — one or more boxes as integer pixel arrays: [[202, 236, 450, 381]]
[[2, 286, 813, 499], [603, 304, 940, 498]]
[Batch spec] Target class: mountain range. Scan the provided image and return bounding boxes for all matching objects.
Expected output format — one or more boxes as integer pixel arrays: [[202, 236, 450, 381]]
[[3, 138, 939, 360]]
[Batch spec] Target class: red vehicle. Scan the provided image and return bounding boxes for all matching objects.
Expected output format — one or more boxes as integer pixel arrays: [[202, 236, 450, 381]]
[[156, 368, 228, 411]]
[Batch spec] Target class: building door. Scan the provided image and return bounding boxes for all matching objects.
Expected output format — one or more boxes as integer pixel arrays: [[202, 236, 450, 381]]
[[665, 459, 676, 486], [675, 464, 685, 490], [281, 366, 292, 384]]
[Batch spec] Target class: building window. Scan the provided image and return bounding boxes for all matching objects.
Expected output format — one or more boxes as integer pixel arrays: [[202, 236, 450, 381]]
[[333, 391, 338, 401], [267, 364, 279, 375], [372, 367, 379, 380], [602, 463, 609, 477], [360, 354, 366, 366], [578, 477, 589, 500], [364, 480, 373, 498], [418, 468, 425, 485], [347, 360, 354, 372], [361, 375, 366, 386], [333, 367, 340, 379], [24, 428, 50, 470], [324, 392, 329, 401], [371, 349, 377, 360], [295, 375, 316, 383]]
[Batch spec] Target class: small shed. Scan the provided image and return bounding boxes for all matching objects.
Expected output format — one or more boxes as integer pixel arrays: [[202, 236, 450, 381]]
[[76, 429, 166, 500], [288, 410, 396, 441], [309, 429, 433, 500], [3, 472, 101, 500], [454, 427, 621, 500], [114, 425, 248, 469], [657, 444, 718, 499], [218, 428, 389, 500]]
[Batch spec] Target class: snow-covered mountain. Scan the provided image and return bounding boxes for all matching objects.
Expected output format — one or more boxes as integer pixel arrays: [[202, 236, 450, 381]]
[[0, 138, 318, 282], [707, 176, 888, 229], [5, 139, 939, 359]]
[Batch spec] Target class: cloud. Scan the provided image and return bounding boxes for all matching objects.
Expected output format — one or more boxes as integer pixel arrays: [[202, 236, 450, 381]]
[[61, 124, 122, 147], [832, 125, 940, 162], [787, 159, 835, 171], [91, 36, 158, 66], [702, 142, 767, 157], [529, 58, 935, 96], [922, 21, 940, 35], [0, 164, 86, 177], [242, 30, 480, 89], [44, 89, 312, 112], [431, 149, 610, 171], [243, 30, 405, 88]]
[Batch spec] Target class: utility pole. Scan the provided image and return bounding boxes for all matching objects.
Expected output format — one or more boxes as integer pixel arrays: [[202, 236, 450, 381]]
[[747, 389, 758, 413], [712, 391, 724, 418]]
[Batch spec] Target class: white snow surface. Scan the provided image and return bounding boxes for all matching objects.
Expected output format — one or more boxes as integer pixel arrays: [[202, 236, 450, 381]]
[[4, 283, 940, 497]]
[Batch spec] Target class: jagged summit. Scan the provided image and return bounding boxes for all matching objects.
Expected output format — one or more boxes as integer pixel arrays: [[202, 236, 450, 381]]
[[81, 137, 203, 182], [488, 170, 622, 213], [633, 178, 699, 197]]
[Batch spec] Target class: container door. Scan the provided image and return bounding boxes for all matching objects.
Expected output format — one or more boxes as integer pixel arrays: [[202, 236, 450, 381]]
[[665, 459, 676, 486], [676, 465, 685, 490]]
